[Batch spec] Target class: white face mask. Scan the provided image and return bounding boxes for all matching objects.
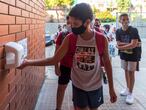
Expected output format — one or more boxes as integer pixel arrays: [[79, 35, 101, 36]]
[[63, 25, 72, 33], [63, 28, 68, 33], [66, 25, 72, 32]]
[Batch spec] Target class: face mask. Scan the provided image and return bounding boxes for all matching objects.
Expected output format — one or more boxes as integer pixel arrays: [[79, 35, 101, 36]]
[[72, 24, 86, 35], [63, 28, 68, 33]]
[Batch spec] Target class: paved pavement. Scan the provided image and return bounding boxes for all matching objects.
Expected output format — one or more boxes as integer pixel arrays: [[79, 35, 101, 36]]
[[35, 39, 146, 110]]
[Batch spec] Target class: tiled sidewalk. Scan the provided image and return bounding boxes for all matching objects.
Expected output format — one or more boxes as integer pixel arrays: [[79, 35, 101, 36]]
[[34, 68, 146, 110], [35, 40, 146, 110]]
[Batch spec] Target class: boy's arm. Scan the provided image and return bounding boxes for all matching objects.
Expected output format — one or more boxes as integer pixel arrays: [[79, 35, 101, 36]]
[[102, 37, 117, 103], [102, 37, 114, 90], [117, 39, 138, 50], [117, 41, 129, 46], [19, 36, 70, 68], [55, 44, 61, 76]]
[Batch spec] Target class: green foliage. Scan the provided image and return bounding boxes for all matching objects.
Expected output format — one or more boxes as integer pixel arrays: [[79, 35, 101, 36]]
[[92, 5, 100, 15], [117, 0, 131, 12], [95, 11, 116, 23], [45, 0, 74, 9]]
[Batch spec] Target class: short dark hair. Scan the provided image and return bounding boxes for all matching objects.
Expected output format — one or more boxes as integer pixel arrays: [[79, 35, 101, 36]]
[[95, 18, 100, 21], [104, 24, 110, 30], [119, 13, 129, 20], [69, 3, 93, 23], [95, 18, 101, 23]]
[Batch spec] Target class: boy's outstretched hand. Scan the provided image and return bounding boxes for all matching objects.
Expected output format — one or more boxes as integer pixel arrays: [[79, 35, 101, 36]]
[[17, 59, 29, 69]]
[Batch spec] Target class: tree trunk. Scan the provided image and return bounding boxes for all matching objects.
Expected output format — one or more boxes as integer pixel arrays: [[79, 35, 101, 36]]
[[56, 9, 59, 23]]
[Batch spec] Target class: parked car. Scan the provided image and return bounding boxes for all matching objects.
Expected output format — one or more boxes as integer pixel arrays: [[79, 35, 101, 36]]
[[45, 33, 54, 46]]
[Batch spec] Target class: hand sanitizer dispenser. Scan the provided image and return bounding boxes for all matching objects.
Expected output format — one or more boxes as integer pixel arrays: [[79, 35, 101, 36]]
[[5, 42, 25, 69]]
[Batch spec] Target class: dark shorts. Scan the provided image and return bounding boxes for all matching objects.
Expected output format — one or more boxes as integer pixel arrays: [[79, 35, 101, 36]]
[[58, 65, 71, 85], [73, 85, 104, 108]]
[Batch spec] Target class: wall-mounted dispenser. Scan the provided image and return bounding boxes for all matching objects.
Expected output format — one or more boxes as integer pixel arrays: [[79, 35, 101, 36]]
[[5, 38, 27, 69]]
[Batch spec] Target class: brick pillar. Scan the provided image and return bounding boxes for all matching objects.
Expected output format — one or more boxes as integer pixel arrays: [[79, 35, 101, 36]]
[[0, 0, 46, 110]]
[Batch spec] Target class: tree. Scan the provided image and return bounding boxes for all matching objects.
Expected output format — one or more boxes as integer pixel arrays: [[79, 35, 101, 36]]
[[95, 11, 116, 23], [117, 0, 132, 12], [92, 5, 100, 17], [45, 0, 74, 9], [45, 0, 74, 22]]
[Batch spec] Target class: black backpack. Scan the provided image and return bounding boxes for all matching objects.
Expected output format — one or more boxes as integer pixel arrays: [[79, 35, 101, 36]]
[[128, 26, 142, 58]]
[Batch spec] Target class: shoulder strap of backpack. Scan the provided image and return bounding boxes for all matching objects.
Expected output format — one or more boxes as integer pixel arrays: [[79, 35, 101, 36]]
[[95, 32, 105, 57], [68, 33, 78, 56], [95, 32, 105, 66]]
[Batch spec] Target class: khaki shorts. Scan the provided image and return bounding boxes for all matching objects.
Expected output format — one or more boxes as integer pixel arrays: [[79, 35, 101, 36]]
[[121, 60, 139, 71]]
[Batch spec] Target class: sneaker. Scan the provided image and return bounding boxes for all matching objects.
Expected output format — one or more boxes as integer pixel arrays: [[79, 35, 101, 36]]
[[126, 94, 134, 105], [120, 88, 129, 96]]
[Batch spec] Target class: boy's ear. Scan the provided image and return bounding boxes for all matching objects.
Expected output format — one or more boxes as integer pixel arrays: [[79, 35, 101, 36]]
[[84, 19, 91, 26]]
